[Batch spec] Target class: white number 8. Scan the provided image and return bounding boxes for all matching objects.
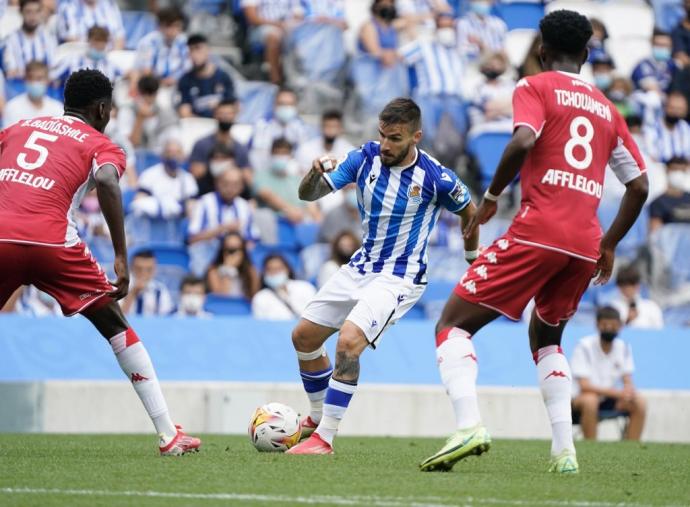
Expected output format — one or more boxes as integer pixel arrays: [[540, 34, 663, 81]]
[[564, 116, 594, 170], [17, 131, 58, 171]]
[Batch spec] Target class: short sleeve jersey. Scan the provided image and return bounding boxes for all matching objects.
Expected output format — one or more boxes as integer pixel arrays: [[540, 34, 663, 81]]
[[0, 115, 126, 247], [509, 71, 646, 261]]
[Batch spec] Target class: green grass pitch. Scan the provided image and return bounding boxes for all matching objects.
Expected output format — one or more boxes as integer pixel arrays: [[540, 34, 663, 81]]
[[1, 435, 689, 507]]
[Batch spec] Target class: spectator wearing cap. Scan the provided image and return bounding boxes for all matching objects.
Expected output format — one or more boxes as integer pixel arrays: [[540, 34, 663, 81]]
[[632, 29, 677, 93], [177, 34, 236, 119], [3, 0, 57, 79], [57, 0, 125, 49], [52, 26, 119, 86], [456, 0, 507, 62], [643, 91, 690, 163], [609, 265, 664, 329], [649, 156, 690, 231], [571, 306, 646, 441], [189, 100, 251, 196]]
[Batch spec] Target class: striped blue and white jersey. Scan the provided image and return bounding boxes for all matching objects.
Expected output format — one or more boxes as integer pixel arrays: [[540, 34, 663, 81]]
[[400, 39, 463, 97], [51, 52, 120, 84], [323, 142, 471, 284], [643, 117, 690, 163], [240, 0, 302, 21], [302, 0, 345, 19], [57, 0, 125, 44], [135, 31, 190, 81], [456, 12, 507, 61], [3, 27, 57, 77]]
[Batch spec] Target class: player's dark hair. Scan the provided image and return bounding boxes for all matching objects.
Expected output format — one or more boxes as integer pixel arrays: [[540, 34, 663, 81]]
[[132, 249, 155, 260], [322, 109, 343, 122], [180, 275, 205, 291], [157, 6, 186, 26], [187, 33, 208, 46], [137, 75, 160, 95], [379, 98, 422, 132], [261, 254, 295, 286], [87, 25, 110, 41], [596, 305, 621, 322], [616, 264, 641, 286], [539, 10, 593, 57], [271, 137, 293, 153], [64, 68, 113, 110], [20, 0, 40, 11]]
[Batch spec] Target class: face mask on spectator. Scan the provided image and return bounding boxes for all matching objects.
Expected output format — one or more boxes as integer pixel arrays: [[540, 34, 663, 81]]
[[218, 120, 233, 132], [667, 170, 687, 190], [376, 5, 397, 21], [210, 160, 232, 178], [26, 81, 47, 99], [600, 331, 617, 342], [652, 46, 671, 62], [275, 105, 297, 124], [219, 264, 239, 277], [470, 1, 492, 16], [181, 294, 204, 314], [264, 272, 288, 289], [163, 158, 180, 172], [88, 48, 106, 61], [436, 28, 456, 47], [271, 156, 290, 175], [608, 90, 627, 102], [593, 73, 612, 90], [665, 114, 683, 126]]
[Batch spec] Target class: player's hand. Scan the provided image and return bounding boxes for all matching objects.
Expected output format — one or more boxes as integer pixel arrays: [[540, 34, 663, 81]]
[[312, 156, 338, 175], [593, 243, 614, 285], [463, 199, 497, 240], [108, 255, 130, 300], [621, 385, 635, 403]]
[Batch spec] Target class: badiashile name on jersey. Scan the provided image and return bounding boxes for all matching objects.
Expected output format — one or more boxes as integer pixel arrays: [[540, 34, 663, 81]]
[[542, 168, 603, 198], [0, 168, 55, 190], [554, 89, 612, 122], [20, 118, 89, 142]]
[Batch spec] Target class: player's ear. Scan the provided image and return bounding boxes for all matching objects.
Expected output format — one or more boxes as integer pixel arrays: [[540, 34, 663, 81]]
[[413, 129, 423, 145], [581, 48, 589, 66]]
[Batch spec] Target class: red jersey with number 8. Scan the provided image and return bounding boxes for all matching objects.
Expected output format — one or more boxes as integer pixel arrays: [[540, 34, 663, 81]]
[[508, 71, 646, 261], [0, 115, 126, 247]]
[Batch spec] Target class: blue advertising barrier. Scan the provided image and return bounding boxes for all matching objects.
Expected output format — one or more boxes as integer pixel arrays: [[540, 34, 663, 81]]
[[0, 315, 687, 389]]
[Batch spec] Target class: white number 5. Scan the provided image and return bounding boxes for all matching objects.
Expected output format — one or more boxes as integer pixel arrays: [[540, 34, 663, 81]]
[[17, 131, 58, 171], [564, 116, 594, 170]]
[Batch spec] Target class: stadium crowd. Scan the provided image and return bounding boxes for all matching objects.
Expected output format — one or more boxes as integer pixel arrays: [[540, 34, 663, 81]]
[[0, 0, 688, 327]]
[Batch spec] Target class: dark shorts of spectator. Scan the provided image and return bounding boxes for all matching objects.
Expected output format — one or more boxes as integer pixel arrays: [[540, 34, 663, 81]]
[[572, 396, 630, 424]]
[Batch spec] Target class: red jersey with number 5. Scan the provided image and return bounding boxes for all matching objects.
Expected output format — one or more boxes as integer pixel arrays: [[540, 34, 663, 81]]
[[508, 71, 646, 262], [0, 115, 126, 247]]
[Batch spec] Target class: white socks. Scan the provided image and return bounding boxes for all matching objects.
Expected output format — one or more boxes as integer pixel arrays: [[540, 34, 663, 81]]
[[317, 378, 357, 445], [436, 327, 481, 430], [535, 345, 575, 456], [109, 329, 177, 439]]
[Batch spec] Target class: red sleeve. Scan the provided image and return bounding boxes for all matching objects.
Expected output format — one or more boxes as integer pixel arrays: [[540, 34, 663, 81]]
[[512, 77, 546, 137], [608, 111, 646, 184], [91, 138, 127, 179], [0, 126, 10, 153]]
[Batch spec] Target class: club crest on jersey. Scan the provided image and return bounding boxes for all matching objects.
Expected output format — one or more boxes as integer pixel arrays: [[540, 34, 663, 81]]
[[408, 184, 422, 204]]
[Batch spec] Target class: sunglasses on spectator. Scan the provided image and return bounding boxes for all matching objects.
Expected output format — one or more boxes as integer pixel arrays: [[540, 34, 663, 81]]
[[224, 247, 242, 255]]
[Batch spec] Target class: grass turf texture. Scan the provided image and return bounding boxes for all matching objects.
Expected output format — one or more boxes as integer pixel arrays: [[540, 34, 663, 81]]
[[1, 435, 689, 507]]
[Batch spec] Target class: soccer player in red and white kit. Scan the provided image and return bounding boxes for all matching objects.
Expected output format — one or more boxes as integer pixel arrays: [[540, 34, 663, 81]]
[[0, 69, 201, 456], [420, 10, 649, 474]]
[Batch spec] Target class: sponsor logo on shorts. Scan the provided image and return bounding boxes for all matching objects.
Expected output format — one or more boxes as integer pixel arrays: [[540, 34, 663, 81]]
[[474, 265, 488, 280], [462, 280, 477, 294], [497, 239, 509, 251], [371, 320, 378, 328], [79, 291, 98, 301], [397, 294, 406, 304], [485, 252, 498, 264]]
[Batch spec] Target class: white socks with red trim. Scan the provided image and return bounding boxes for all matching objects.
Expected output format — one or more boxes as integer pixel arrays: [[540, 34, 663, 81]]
[[436, 327, 482, 430], [535, 345, 575, 456], [109, 328, 177, 439]]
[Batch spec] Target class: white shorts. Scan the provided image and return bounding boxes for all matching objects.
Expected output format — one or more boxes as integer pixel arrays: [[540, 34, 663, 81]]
[[301, 266, 425, 348]]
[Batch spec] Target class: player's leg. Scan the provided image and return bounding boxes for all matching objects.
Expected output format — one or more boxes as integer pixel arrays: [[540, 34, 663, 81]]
[[571, 392, 600, 439], [0, 243, 29, 310], [82, 301, 200, 455], [616, 395, 646, 440]]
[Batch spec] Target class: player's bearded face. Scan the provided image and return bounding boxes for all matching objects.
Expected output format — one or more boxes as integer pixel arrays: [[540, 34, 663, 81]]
[[378, 122, 419, 167]]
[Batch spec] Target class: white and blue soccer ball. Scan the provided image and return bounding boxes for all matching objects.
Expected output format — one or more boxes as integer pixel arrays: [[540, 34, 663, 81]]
[[248, 402, 302, 452]]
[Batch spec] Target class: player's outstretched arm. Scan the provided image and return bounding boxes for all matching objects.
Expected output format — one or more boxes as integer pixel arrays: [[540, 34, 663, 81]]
[[95, 164, 130, 300], [458, 201, 479, 264], [593, 174, 649, 285], [298, 157, 337, 202]]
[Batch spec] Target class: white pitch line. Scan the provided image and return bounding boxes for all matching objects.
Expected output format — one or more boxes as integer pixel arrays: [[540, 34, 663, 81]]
[[0, 487, 683, 507]]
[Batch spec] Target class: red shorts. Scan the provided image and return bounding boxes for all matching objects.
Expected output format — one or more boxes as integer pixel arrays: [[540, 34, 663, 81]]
[[454, 235, 597, 325], [0, 241, 114, 316]]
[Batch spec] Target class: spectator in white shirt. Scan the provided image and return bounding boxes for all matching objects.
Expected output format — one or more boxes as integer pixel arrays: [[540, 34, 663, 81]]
[[571, 306, 646, 441], [3, 61, 63, 127], [609, 265, 664, 329], [317, 230, 361, 288], [130, 137, 198, 219], [174, 276, 212, 318], [252, 253, 316, 320], [468, 51, 515, 130], [57, 0, 125, 49], [3, 0, 57, 79], [456, 0, 507, 62], [205, 232, 261, 299], [52, 26, 120, 87], [120, 250, 175, 316], [295, 109, 354, 174]]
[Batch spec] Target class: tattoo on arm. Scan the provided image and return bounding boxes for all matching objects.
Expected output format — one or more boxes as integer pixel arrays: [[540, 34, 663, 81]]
[[333, 351, 360, 383], [299, 169, 332, 202]]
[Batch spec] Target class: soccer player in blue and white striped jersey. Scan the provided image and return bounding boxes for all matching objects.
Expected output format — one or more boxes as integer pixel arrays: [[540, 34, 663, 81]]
[[286, 98, 479, 455], [3, 0, 57, 79]]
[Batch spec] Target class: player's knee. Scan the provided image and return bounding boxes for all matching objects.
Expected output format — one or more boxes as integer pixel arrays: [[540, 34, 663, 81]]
[[579, 393, 599, 413], [336, 326, 367, 357], [291, 322, 318, 352], [632, 395, 647, 415]]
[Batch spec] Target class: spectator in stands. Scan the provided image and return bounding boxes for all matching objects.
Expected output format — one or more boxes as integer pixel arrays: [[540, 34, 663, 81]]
[[317, 184, 361, 243], [3, 61, 62, 127], [120, 75, 178, 151], [358, 0, 401, 66], [643, 91, 690, 162], [252, 253, 316, 320], [52, 26, 119, 86], [302, 0, 347, 29], [57, 0, 125, 49], [134, 6, 190, 87], [571, 306, 646, 441], [121, 250, 175, 316], [400, 12, 466, 147], [177, 34, 236, 119], [241, 0, 303, 84], [173, 276, 211, 318], [468, 51, 514, 130], [188, 166, 259, 274], [609, 265, 664, 329], [4, 286, 62, 316], [317, 230, 361, 288], [456, 0, 507, 62], [254, 138, 320, 224], [295, 110, 354, 174], [189, 100, 251, 195], [206, 232, 260, 298], [130, 137, 198, 219], [397, 0, 451, 39], [632, 29, 677, 93], [671, 0, 690, 68], [650, 157, 690, 230], [607, 77, 636, 118], [3, 0, 56, 79], [587, 18, 609, 64], [591, 52, 615, 94], [105, 102, 138, 190], [249, 88, 316, 171]]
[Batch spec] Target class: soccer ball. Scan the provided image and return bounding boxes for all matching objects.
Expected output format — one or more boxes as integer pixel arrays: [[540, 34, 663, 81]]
[[248, 402, 302, 452]]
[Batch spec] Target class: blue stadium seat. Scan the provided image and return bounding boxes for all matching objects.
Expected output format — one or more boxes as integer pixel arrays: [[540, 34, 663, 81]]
[[121, 189, 137, 214], [651, 223, 690, 288], [663, 305, 690, 327], [5, 78, 26, 101], [121, 11, 156, 50], [125, 215, 187, 247], [135, 150, 162, 175], [295, 222, 320, 249], [276, 217, 299, 249], [204, 294, 252, 316], [131, 243, 190, 269], [495, 2, 545, 30], [598, 202, 647, 260], [466, 130, 512, 190]]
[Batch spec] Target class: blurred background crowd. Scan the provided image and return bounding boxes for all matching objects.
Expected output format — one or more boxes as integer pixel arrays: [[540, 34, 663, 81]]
[[0, 0, 688, 328]]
